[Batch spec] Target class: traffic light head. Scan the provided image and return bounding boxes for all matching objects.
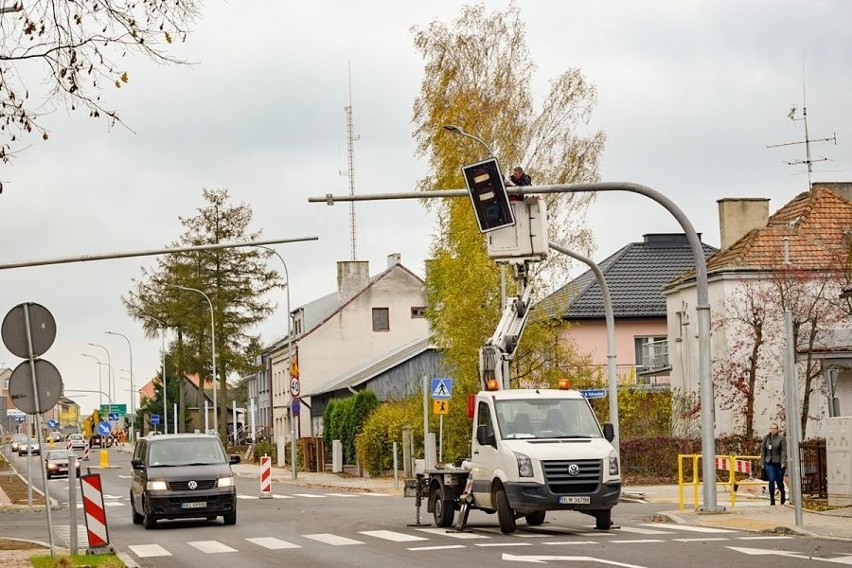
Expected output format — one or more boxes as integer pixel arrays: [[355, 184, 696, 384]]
[[462, 158, 515, 233]]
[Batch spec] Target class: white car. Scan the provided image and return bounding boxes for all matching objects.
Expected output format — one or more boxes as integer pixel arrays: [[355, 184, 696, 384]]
[[18, 441, 41, 455], [67, 434, 87, 451]]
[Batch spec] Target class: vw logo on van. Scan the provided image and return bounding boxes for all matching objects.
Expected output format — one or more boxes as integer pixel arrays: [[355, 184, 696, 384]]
[[567, 464, 580, 476], [187, 480, 198, 490]]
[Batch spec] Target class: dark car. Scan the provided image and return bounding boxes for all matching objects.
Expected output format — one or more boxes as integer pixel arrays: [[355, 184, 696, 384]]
[[130, 433, 240, 529], [45, 449, 81, 479]]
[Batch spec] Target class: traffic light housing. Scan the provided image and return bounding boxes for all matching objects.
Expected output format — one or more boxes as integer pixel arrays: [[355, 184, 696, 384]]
[[462, 158, 515, 233]]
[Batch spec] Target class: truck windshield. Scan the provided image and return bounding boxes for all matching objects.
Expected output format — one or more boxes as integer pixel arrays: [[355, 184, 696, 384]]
[[496, 399, 603, 440]]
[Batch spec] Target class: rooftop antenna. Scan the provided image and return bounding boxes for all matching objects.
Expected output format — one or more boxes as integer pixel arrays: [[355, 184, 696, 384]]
[[767, 58, 837, 190], [342, 61, 360, 260]]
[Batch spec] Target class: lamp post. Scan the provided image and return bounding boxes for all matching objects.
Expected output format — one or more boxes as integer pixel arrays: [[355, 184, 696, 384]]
[[141, 315, 168, 434], [255, 245, 297, 479], [173, 284, 218, 436], [443, 124, 495, 157], [106, 331, 134, 441], [80, 354, 104, 409], [87, 343, 114, 416]]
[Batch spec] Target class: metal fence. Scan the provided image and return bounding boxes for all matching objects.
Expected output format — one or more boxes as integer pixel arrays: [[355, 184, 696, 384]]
[[799, 439, 827, 498]]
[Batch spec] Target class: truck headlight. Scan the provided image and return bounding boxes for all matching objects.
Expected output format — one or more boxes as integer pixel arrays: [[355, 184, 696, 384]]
[[147, 480, 167, 491], [608, 450, 619, 476], [217, 476, 235, 488], [515, 453, 534, 477]]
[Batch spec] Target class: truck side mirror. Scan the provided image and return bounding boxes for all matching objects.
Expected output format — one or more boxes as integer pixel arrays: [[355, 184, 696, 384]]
[[602, 423, 614, 443], [476, 424, 496, 447]]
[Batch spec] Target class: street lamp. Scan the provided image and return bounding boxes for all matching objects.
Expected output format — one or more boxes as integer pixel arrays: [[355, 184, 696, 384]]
[[106, 331, 134, 441], [87, 343, 114, 415], [80, 354, 105, 408], [173, 284, 218, 436], [255, 244, 297, 479], [141, 314, 168, 434], [443, 124, 495, 157]]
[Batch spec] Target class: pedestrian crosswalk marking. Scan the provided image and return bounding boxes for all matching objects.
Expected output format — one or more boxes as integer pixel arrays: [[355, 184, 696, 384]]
[[542, 541, 600, 546], [272, 494, 294, 499], [128, 544, 172, 558], [408, 544, 467, 551], [237, 495, 259, 500], [188, 540, 238, 553], [416, 528, 488, 539], [246, 537, 302, 549], [674, 537, 730, 543], [475, 542, 534, 547], [618, 526, 674, 535], [610, 539, 665, 544], [303, 533, 364, 546], [736, 536, 792, 540], [640, 523, 735, 533], [359, 530, 428, 542]]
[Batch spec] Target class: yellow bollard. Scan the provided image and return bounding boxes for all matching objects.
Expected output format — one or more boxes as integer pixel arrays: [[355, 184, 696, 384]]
[[99, 449, 110, 468]]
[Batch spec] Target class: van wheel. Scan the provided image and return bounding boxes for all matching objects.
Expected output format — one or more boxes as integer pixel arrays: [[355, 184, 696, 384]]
[[496, 488, 516, 534], [525, 510, 546, 526], [594, 509, 612, 530], [142, 500, 157, 530], [131, 495, 143, 525], [430, 486, 455, 528], [223, 511, 237, 525]]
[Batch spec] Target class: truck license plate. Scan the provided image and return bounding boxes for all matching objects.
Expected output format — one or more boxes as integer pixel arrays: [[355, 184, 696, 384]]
[[560, 496, 590, 505], [181, 501, 207, 509]]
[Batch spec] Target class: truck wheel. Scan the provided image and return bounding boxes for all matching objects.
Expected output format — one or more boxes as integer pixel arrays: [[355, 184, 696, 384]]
[[496, 488, 516, 534], [431, 486, 455, 528], [594, 509, 612, 530], [525, 510, 546, 526]]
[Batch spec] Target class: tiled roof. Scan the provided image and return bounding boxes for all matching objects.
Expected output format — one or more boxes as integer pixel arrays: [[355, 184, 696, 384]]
[[704, 187, 852, 272], [537, 234, 717, 319]]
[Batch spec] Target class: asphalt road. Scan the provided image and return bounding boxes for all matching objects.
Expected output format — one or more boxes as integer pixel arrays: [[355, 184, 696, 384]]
[[3, 447, 852, 567]]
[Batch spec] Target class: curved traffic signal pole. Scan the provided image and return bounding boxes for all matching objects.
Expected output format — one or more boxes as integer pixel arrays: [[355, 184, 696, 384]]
[[309, 182, 718, 513]]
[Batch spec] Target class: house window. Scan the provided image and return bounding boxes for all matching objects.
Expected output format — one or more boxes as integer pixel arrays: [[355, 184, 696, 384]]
[[634, 336, 666, 367], [372, 308, 390, 331], [411, 306, 427, 318]]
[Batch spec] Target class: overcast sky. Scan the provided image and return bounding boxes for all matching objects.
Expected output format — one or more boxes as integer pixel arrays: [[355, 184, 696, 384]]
[[1, 1, 850, 416]]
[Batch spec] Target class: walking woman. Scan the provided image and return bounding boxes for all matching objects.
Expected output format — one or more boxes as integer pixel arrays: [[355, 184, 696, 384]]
[[760, 423, 787, 505]]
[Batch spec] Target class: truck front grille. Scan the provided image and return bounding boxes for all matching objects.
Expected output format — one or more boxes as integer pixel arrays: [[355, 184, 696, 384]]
[[542, 459, 601, 494]]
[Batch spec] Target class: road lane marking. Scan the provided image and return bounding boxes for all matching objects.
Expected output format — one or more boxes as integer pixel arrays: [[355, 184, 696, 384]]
[[326, 493, 359, 497], [673, 537, 730, 542], [291, 493, 327, 498], [303, 534, 364, 546], [246, 537, 302, 549], [272, 494, 294, 499], [617, 526, 674, 535], [408, 544, 467, 551], [475, 542, 534, 547], [188, 540, 238, 553], [610, 539, 665, 544], [359, 493, 391, 497], [359, 530, 428, 542], [542, 541, 601, 546], [416, 528, 488, 539], [128, 544, 172, 558], [641, 523, 736, 533]]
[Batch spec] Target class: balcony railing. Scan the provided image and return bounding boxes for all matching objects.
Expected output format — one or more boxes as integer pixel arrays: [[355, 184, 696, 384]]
[[638, 339, 671, 376]]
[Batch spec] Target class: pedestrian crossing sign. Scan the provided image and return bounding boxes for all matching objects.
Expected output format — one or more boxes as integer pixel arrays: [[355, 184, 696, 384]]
[[433, 400, 449, 415], [431, 378, 452, 399]]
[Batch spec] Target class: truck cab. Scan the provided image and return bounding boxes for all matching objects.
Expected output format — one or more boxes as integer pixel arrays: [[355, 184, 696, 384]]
[[469, 386, 620, 532]]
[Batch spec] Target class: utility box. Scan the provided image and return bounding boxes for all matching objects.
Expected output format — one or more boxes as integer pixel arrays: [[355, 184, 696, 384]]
[[486, 196, 549, 263]]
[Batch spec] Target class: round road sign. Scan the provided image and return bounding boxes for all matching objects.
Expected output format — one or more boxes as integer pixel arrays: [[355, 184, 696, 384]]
[[2, 303, 56, 358], [290, 377, 300, 397], [8, 359, 63, 414]]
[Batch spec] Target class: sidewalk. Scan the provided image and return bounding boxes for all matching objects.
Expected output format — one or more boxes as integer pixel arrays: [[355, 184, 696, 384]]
[[233, 461, 852, 541]]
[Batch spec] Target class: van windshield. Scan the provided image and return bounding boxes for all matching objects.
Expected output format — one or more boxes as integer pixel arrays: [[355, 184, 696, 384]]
[[495, 399, 603, 440], [148, 438, 227, 467]]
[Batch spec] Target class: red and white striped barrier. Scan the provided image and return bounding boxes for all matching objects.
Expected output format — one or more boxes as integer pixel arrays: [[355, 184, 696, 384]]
[[715, 457, 752, 474], [82, 445, 90, 461], [67, 439, 73, 451], [259, 455, 272, 498], [80, 473, 110, 550]]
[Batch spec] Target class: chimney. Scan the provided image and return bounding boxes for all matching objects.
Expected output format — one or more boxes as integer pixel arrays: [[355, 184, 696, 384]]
[[717, 198, 769, 250], [337, 260, 370, 306], [387, 253, 401, 268]]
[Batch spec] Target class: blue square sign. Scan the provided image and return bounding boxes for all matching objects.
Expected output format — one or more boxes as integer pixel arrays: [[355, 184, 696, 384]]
[[431, 378, 453, 400]]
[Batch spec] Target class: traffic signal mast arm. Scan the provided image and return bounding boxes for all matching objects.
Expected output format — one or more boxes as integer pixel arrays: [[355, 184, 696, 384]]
[[479, 262, 533, 390]]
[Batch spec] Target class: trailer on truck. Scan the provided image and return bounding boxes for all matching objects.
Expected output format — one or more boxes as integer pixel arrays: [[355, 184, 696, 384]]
[[411, 173, 621, 533]]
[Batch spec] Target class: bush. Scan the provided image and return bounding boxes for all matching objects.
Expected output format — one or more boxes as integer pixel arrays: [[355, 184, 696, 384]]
[[322, 390, 380, 465]]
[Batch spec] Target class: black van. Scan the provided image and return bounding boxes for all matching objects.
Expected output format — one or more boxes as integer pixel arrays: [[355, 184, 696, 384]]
[[130, 433, 240, 529]]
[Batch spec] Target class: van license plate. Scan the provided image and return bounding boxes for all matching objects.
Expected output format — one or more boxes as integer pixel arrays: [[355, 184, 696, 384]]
[[181, 501, 207, 509], [560, 496, 590, 504]]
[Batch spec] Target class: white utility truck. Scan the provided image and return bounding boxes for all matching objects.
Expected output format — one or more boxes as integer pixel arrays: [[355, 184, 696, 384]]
[[411, 175, 621, 533]]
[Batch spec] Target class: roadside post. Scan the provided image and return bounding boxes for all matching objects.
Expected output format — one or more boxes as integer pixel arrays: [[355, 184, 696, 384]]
[[259, 455, 273, 498]]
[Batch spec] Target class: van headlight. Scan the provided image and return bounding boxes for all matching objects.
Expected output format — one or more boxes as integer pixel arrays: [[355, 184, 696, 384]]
[[147, 480, 167, 491], [515, 453, 534, 477], [608, 450, 619, 476], [217, 476, 235, 488]]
